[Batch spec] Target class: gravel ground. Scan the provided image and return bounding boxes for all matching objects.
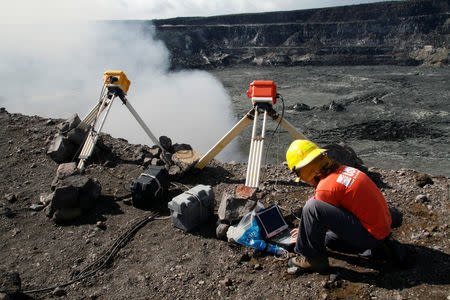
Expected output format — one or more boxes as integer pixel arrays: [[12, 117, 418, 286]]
[[0, 109, 449, 300]]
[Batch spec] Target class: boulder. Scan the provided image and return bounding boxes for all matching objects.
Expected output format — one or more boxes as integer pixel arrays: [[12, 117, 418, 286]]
[[57, 113, 81, 133], [78, 177, 101, 210], [51, 183, 79, 209], [324, 142, 367, 172], [47, 134, 76, 163], [171, 150, 202, 172], [67, 126, 88, 145], [159, 136, 173, 152], [292, 103, 311, 111], [148, 146, 162, 157], [168, 165, 182, 178], [218, 193, 258, 223], [327, 101, 345, 112], [49, 174, 101, 223], [55, 162, 78, 180], [172, 143, 193, 152], [414, 173, 434, 188], [53, 207, 83, 224], [129, 145, 148, 164]]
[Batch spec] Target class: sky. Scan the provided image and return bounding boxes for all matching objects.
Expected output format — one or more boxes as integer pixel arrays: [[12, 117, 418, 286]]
[[0, 0, 385, 161], [1, 0, 387, 23]]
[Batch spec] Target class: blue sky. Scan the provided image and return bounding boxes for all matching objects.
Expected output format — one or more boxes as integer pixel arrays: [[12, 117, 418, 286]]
[[2, 0, 388, 23]]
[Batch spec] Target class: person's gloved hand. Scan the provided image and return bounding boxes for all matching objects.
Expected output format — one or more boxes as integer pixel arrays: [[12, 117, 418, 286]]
[[290, 228, 298, 244]]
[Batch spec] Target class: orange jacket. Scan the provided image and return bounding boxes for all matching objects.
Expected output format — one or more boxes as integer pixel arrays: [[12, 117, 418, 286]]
[[315, 165, 392, 240]]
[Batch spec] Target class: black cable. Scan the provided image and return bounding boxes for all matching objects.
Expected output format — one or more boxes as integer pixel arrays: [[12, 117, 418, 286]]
[[263, 94, 285, 167], [3, 213, 157, 295]]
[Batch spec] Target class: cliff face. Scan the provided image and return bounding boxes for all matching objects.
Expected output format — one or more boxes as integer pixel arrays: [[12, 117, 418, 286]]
[[151, 0, 449, 68]]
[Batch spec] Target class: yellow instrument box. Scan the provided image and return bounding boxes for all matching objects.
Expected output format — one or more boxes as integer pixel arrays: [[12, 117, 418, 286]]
[[103, 70, 131, 94]]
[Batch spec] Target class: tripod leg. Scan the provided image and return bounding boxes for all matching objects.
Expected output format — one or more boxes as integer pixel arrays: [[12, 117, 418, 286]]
[[122, 98, 161, 147], [254, 110, 267, 186], [245, 109, 259, 187], [246, 109, 268, 188], [78, 94, 116, 170], [275, 115, 307, 140], [78, 101, 108, 131], [195, 109, 254, 169]]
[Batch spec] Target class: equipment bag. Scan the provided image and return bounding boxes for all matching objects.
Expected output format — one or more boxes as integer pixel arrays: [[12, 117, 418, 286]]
[[227, 202, 286, 256], [130, 165, 169, 208]]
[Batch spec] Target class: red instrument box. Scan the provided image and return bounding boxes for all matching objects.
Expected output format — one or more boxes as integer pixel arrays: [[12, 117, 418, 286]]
[[247, 81, 277, 104]]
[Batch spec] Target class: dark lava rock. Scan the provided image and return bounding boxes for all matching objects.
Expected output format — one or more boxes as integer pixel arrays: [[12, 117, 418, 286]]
[[218, 193, 257, 223], [415, 173, 434, 187], [292, 103, 311, 111], [159, 136, 173, 153], [46, 134, 76, 163], [172, 143, 193, 152], [57, 113, 80, 133], [324, 142, 367, 172], [327, 101, 346, 112]]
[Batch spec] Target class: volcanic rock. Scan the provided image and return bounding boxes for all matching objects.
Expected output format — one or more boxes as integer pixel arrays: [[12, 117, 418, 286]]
[[57, 113, 80, 133], [414, 173, 434, 187], [67, 126, 88, 145], [55, 162, 79, 180], [292, 103, 311, 111], [159, 136, 173, 152], [49, 175, 101, 223], [218, 193, 257, 223], [148, 146, 162, 157], [324, 142, 366, 172], [327, 101, 345, 112], [172, 143, 193, 152], [47, 134, 76, 163], [171, 149, 202, 172]]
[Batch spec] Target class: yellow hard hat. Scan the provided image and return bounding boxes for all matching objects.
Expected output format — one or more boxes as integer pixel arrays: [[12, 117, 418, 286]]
[[286, 139, 326, 172]]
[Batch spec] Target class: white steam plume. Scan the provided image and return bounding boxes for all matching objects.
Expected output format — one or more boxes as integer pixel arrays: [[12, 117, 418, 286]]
[[0, 20, 243, 161]]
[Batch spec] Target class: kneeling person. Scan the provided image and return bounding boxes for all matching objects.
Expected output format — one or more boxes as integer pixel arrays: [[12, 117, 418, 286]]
[[286, 139, 392, 273]]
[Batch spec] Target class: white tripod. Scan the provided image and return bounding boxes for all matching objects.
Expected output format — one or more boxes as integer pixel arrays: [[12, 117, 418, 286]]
[[195, 101, 306, 188]]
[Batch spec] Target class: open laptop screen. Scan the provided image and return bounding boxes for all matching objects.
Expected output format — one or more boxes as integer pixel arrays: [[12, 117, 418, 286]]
[[255, 205, 289, 238]]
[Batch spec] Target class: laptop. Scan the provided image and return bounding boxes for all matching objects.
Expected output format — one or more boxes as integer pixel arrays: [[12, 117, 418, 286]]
[[255, 205, 295, 247]]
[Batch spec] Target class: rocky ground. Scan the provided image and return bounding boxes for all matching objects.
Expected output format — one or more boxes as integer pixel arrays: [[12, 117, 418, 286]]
[[0, 108, 449, 300]]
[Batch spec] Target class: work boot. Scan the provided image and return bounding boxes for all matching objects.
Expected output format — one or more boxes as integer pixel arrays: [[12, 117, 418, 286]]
[[288, 255, 329, 273], [379, 235, 407, 267]]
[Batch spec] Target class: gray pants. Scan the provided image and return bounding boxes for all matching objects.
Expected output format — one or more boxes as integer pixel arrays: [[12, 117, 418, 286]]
[[294, 197, 382, 258]]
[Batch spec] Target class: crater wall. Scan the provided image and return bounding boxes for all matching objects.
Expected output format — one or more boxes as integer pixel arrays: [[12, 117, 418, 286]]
[[150, 0, 449, 68]]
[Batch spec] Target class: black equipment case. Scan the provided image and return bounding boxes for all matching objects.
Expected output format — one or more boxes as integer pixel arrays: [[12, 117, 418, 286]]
[[130, 165, 169, 208]]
